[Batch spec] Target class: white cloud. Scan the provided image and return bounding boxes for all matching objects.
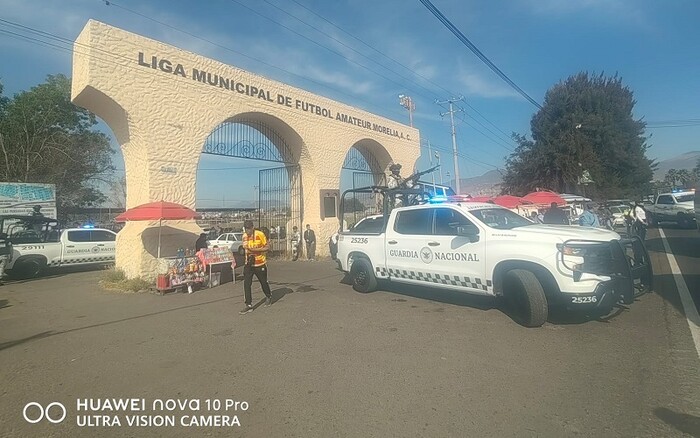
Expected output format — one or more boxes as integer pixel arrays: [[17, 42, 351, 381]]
[[456, 63, 521, 99]]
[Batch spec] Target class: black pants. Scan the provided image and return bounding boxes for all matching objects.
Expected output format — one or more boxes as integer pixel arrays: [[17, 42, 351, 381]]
[[634, 221, 647, 241], [243, 264, 272, 306]]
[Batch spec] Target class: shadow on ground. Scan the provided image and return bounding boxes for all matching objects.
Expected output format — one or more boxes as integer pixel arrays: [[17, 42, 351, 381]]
[[341, 274, 639, 327], [655, 407, 700, 437], [6, 264, 114, 285]]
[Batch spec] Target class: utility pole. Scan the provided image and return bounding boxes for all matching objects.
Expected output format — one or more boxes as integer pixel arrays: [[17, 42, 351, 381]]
[[437, 97, 463, 194]]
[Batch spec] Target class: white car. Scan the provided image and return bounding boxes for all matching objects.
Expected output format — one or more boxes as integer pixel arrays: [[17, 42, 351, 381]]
[[208, 232, 245, 255], [605, 205, 628, 227]]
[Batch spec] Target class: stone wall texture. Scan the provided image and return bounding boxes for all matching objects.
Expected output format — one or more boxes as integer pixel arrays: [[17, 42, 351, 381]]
[[71, 20, 420, 278]]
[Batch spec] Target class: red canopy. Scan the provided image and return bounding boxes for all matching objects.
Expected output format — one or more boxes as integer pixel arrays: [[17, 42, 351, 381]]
[[522, 191, 566, 207], [115, 201, 200, 222], [493, 195, 530, 209]]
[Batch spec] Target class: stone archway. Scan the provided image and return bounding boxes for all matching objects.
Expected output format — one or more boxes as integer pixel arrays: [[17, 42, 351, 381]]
[[71, 20, 420, 278]]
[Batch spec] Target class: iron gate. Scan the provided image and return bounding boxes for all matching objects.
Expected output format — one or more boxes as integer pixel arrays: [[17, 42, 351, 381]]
[[258, 165, 301, 257]]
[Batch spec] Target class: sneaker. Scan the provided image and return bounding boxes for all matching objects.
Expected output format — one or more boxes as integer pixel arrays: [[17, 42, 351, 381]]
[[239, 305, 253, 315], [264, 296, 272, 307]]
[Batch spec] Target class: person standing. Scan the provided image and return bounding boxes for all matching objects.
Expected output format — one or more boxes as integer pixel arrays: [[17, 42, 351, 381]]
[[578, 204, 601, 227], [0, 233, 12, 286], [623, 204, 634, 237], [543, 202, 568, 225], [634, 202, 648, 240], [195, 233, 208, 252], [239, 220, 273, 314], [290, 226, 301, 261], [303, 224, 316, 261], [329, 231, 339, 260]]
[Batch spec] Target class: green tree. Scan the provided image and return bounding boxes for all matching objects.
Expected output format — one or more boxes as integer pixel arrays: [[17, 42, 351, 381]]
[[0, 75, 114, 213], [664, 168, 678, 188], [502, 72, 654, 198]]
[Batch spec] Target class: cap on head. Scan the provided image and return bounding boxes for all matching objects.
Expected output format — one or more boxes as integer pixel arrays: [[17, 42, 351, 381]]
[[389, 163, 402, 172]]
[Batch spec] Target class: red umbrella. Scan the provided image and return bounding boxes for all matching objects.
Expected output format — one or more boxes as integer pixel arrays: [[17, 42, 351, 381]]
[[493, 195, 531, 209], [115, 201, 200, 258], [522, 191, 566, 207], [115, 201, 199, 222]]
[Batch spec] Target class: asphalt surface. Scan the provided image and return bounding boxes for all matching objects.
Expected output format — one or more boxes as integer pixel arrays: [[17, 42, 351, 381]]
[[0, 227, 699, 437]]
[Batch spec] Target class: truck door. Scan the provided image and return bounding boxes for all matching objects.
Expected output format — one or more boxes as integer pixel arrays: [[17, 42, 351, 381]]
[[384, 207, 432, 286], [89, 229, 117, 262], [655, 195, 675, 220], [61, 230, 95, 264], [428, 206, 489, 294]]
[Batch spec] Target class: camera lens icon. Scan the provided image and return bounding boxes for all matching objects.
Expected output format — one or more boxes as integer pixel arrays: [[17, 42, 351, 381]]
[[23, 402, 66, 424]]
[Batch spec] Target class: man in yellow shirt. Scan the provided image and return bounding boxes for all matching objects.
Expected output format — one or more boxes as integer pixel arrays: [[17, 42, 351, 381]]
[[239, 220, 273, 314]]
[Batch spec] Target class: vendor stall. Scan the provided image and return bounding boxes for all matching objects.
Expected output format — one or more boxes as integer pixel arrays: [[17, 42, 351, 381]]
[[196, 247, 236, 288], [156, 250, 205, 293]]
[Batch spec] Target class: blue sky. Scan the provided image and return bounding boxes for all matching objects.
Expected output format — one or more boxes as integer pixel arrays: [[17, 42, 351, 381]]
[[1, 0, 698, 207]]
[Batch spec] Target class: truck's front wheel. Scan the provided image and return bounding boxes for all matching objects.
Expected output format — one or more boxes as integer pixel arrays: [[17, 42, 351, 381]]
[[350, 258, 377, 293], [503, 269, 548, 327]]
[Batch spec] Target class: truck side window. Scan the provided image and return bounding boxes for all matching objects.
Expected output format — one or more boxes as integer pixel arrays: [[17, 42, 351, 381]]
[[90, 230, 116, 242], [67, 230, 91, 242], [433, 208, 473, 236], [394, 209, 432, 235], [657, 195, 673, 205]]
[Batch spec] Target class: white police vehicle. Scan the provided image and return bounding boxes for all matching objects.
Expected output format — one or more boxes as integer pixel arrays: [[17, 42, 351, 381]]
[[1, 216, 116, 278], [337, 187, 652, 327]]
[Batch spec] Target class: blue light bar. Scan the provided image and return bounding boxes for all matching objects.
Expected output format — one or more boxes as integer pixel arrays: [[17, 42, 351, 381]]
[[81, 224, 95, 229], [429, 195, 448, 204]]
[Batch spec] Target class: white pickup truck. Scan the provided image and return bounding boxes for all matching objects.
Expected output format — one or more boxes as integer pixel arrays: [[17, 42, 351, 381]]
[[646, 190, 696, 229], [1, 216, 117, 278], [337, 187, 652, 327]]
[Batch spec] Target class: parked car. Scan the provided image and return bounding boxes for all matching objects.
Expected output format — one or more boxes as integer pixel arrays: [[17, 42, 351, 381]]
[[208, 232, 245, 255], [605, 205, 629, 228]]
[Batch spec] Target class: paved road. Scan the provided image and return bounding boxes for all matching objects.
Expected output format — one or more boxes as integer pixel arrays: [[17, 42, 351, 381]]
[[0, 229, 699, 437]]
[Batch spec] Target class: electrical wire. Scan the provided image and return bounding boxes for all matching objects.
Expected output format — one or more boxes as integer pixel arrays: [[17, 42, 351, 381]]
[[285, 0, 520, 148], [418, 0, 542, 110]]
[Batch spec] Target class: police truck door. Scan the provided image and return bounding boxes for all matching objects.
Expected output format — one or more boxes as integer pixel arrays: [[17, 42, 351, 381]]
[[427, 206, 488, 294], [61, 230, 96, 265], [384, 207, 432, 285]]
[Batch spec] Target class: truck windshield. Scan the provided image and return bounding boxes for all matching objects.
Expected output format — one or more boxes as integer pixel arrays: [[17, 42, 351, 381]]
[[469, 208, 534, 230]]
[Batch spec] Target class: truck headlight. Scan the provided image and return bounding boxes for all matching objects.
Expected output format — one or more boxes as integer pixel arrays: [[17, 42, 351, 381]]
[[556, 243, 587, 256]]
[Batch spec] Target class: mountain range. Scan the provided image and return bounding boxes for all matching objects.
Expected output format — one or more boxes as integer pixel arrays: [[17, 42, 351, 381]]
[[447, 150, 700, 196]]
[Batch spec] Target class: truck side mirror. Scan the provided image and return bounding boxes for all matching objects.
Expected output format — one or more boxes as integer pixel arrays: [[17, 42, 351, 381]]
[[457, 224, 480, 242]]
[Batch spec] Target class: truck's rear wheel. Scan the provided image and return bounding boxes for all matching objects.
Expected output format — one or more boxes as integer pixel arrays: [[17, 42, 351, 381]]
[[350, 258, 377, 293], [503, 269, 548, 327], [12, 257, 47, 279]]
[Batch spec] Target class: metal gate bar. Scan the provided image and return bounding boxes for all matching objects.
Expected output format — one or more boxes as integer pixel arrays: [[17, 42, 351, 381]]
[[258, 165, 301, 258]]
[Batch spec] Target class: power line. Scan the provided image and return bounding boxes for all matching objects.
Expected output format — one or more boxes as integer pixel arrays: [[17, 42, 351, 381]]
[[111, 0, 519, 164], [286, 0, 520, 146], [418, 0, 542, 109]]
